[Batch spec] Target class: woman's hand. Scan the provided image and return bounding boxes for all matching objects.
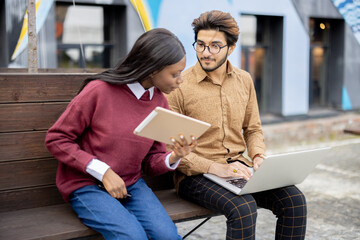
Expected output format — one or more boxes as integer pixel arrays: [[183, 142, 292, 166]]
[[102, 168, 128, 199], [208, 162, 253, 181], [168, 134, 197, 164]]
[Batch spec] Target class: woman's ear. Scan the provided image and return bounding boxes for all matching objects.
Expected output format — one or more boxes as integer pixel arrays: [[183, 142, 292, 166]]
[[150, 70, 159, 78]]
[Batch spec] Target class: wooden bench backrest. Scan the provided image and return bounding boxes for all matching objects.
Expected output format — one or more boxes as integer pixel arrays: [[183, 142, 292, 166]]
[[0, 73, 87, 212], [0, 73, 174, 213]]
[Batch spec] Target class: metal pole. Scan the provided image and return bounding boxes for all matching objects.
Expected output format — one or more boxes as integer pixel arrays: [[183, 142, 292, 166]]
[[28, 0, 38, 73], [182, 217, 212, 239]]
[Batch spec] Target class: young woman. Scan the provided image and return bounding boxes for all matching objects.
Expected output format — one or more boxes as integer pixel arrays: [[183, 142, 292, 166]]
[[45, 28, 195, 240]]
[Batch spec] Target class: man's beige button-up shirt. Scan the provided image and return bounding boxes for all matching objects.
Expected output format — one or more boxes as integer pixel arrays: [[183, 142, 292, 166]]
[[166, 61, 266, 187]]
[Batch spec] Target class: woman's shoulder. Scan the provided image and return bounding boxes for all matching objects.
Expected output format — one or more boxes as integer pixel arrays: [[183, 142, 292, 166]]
[[81, 80, 122, 95], [85, 79, 109, 90], [74, 80, 113, 103]]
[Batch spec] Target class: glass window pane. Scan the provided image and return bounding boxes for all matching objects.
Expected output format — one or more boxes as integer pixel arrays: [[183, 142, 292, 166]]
[[311, 47, 326, 106], [240, 15, 257, 46], [241, 47, 265, 106], [86, 46, 105, 68], [57, 48, 80, 68], [56, 5, 105, 68], [57, 5, 104, 44]]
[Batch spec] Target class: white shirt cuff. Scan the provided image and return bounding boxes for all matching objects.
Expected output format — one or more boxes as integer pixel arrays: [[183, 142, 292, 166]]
[[165, 152, 181, 169], [86, 159, 110, 182]]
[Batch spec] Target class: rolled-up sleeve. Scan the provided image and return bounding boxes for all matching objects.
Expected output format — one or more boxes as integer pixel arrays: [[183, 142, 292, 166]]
[[242, 73, 266, 159]]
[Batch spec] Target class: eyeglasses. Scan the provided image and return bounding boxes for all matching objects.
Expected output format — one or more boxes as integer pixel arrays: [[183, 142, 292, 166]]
[[192, 42, 228, 54]]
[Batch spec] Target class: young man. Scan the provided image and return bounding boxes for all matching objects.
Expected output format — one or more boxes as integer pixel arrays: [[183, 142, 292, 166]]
[[166, 10, 307, 239]]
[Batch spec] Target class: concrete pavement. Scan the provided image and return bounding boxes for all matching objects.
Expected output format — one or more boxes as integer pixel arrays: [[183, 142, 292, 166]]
[[175, 138, 360, 239]]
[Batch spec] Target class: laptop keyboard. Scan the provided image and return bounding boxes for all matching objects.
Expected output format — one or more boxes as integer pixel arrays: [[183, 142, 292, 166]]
[[226, 178, 248, 189]]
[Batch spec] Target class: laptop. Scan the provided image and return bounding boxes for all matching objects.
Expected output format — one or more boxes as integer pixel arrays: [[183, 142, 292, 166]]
[[134, 107, 211, 145], [203, 147, 331, 195]]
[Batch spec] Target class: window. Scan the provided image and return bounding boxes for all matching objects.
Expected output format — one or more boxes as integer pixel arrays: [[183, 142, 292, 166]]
[[55, 4, 112, 68], [240, 15, 283, 114], [309, 18, 330, 107], [309, 18, 344, 109], [240, 15, 267, 110]]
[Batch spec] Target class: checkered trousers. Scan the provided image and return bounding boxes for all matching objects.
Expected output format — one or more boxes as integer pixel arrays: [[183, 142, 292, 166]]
[[178, 175, 307, 240]]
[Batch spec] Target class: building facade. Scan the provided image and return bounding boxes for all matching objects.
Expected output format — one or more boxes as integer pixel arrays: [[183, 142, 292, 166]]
[[1, 0, 359, 116]]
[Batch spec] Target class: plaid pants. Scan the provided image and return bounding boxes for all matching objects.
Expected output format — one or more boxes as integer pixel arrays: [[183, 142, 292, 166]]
[[178, 175, 307, 240]]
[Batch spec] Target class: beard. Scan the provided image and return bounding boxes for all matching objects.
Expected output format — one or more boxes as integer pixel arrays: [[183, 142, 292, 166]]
[[198, 49, 229, 72]]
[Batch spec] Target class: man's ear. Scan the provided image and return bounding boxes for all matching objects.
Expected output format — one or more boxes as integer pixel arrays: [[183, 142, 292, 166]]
[[228, 43, 236, 55]]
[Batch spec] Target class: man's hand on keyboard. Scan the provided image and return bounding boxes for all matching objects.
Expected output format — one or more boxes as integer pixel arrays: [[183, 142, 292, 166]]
[[208, 162, 253, 180]]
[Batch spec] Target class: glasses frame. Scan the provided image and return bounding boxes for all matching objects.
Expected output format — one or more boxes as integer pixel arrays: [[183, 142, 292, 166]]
[[192, 41, 228, 55]]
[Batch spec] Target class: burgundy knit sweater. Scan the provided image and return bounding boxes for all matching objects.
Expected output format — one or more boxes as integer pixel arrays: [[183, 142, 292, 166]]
[[45, 80, 172, 202]]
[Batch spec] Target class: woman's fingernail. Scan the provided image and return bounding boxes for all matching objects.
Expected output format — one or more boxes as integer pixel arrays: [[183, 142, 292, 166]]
[[180, 135, 184, 139], [171, 138, 175, 142]]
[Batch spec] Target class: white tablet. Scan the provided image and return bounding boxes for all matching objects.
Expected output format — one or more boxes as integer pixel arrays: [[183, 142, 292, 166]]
[[133, 107, 211, 144]]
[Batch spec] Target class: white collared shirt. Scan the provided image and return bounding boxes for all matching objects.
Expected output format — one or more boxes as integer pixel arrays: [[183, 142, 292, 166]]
[[86, 82, 179, 182], [127, 82, 155, 100]]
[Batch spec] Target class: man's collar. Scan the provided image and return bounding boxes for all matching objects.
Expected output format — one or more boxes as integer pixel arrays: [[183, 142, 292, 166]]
[[194, 62, 208, 83], [127, 82, 154, 100], [194, 60, 235, 83]]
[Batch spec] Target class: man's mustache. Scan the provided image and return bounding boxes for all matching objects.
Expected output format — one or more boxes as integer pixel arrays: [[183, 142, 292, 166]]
[[201, 57, 215, 61]]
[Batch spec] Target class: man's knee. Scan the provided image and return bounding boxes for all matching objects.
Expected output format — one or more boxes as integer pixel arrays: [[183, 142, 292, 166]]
[[225, 196, 258, 221], [282, 186, 307, 217]]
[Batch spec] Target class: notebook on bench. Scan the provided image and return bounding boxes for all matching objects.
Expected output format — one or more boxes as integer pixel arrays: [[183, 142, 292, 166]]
[[204, 147, 331, 195]]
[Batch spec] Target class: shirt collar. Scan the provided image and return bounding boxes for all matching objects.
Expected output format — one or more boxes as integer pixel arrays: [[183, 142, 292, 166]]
[[194, 60, 235, 83], [127, 82, 154, 100]]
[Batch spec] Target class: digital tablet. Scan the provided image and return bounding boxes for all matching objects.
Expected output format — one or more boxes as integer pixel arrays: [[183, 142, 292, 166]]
[[133, 107, 211, 144]]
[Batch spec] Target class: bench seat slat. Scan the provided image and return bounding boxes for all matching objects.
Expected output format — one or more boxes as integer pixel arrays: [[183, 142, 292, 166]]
[[0, 190, 217, 240], [0, 204, 99, 240]]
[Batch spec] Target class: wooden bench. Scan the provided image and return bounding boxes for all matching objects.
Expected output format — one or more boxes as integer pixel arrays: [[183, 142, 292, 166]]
[[0, 73, 218, 240]]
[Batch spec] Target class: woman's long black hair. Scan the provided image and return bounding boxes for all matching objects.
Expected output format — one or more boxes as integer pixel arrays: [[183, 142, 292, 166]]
[[78, 28, 185, 93]]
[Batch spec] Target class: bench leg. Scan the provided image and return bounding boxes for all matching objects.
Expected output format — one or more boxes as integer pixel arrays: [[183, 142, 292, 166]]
[[182, 217, 212, 239]]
